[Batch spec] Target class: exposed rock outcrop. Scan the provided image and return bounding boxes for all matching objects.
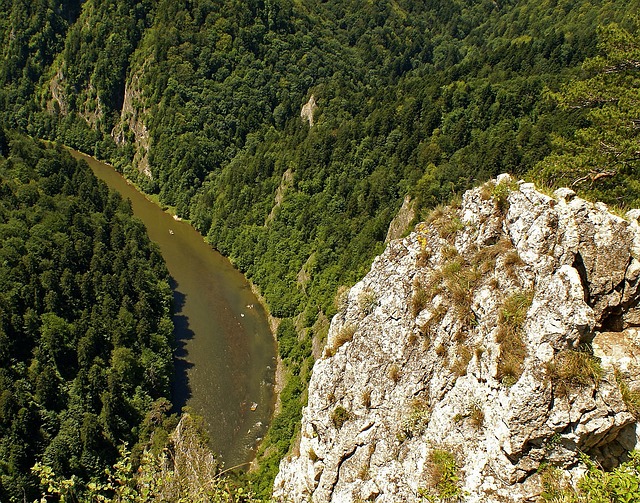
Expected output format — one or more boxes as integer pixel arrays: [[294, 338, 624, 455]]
[[47, 66, 105, 127], [301, 95, 318, 127], [112, 65, 152, 178], [266, 168, 294, 224], [48, 67, 68, 115], [385, 194, 416, 243], [274, 176, 640, 502]]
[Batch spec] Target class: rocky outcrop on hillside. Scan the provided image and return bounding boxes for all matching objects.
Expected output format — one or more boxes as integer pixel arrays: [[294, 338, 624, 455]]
[[47, 67, 104, 127], [112, 66, 152, 178], [273, 176, 640, 502], [301, 95, 318, 126]]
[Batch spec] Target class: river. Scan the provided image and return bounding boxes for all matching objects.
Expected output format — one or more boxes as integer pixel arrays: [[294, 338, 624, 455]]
[[70, 150, 276, 467]]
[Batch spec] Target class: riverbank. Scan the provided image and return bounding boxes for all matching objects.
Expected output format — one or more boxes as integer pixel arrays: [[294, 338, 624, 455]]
[[68, 147, 277, 466], [248, 282, 285, 416]]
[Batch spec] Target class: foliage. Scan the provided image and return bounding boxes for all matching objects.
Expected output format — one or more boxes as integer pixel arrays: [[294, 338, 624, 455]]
[[533, 20, 640, 207], [615, 368, 640, 420], [420, 448, 464, 502], [331, 406, 350, 429], [399, 399, 431, 440], [491, 177, 520, 214], [542, 451, 640, 503], [0, 133, 174, 501], [33, 413, 265, 502], [546, 348, 604, 392]]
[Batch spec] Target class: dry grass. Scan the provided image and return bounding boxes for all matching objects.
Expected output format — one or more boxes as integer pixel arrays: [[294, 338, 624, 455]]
[[419, 304, 447, 338], [441, 244, 459, 262], [426, 204, 449, 225], [475, 237, 513, 274], [500, 290, 534, 327], [417, 246, 431, 267], [422, 200, 464, 242], [362, 389, 371, 409], [441, 258, 481, 328], [468, 402, 484, 429], [615, 368, 640, 419], [421, 449, 462, 501], [334, 285, 350, 312], [358, 288, 378, 315], [412, 279, 433, 317], [333, 324, 356, 350], [451, 345, 472, 377], [546, 348, 603, 393], [389, 363, 401, 383], [439, 217, 465, 241], [399, 398, 432, 440], [331, 406, 351, 429], [479, 180, 496, 200], [496, 289, 534, 386], [503, 249, 524, 269]]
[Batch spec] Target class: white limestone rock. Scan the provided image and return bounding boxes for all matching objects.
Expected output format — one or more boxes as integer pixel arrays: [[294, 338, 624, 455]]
[[274, 178, 640, 502]]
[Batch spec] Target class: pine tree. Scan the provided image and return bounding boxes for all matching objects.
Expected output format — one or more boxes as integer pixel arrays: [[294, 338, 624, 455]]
[[534, 20, 640, 205]]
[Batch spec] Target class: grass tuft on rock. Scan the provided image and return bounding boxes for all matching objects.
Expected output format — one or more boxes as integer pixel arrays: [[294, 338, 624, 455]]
[[496, 289, 534, 386], [546, 347, 603, 392]]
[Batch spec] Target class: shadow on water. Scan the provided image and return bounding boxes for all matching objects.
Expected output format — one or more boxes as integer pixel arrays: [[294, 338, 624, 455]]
[[170, 276, 194, 413]]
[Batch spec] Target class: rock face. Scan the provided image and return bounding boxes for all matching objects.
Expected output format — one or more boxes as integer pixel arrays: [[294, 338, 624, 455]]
[[385, 195, 416, 243], [301, 95, 318, 126], [111, 65, 152, 178], [273, 177, 640, 502]]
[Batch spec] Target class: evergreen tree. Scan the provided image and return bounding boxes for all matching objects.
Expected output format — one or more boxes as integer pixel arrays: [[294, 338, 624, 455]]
[[534, 20, 640, 206]]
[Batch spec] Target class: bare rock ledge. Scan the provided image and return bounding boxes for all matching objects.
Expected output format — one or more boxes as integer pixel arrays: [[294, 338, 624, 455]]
[[274, 176, 640, 503]]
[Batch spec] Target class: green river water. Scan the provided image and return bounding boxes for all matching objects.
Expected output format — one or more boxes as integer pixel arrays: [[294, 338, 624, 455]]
[[71, 151, 276, 467]]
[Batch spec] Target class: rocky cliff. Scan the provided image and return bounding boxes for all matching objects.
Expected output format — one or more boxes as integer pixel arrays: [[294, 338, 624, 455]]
[[111, 64, 152, 178], [273, 176, 640, 502]]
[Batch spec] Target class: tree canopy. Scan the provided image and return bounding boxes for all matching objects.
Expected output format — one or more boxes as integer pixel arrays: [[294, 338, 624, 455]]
[[1, 0, 640, 496], [533, 19, 640, 206], [0, 132, 174, 501]]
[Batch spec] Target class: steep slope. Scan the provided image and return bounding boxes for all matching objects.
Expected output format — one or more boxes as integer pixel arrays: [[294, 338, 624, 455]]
[[274, 177, 640, 502], [2, 1, 638, 491], [0, 134, 174, 500]]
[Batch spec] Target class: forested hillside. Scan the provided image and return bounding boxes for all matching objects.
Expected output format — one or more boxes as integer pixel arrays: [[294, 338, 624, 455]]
[[0, 132, 174, 501], [1, 0, 639, 496]]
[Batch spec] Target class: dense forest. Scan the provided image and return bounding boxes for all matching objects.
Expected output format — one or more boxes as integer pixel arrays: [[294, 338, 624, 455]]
[[0, 0, 638, 498], [0, 133, 174, 500]]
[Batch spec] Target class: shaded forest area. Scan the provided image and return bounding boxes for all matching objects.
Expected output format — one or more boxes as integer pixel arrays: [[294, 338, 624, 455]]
[[0, 0, 638, 497], [0, 133, 175, 500]]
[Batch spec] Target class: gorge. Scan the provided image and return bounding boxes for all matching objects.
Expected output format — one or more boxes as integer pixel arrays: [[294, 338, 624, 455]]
[[71, 150, 277, 467], [1, 0, 639, 500]]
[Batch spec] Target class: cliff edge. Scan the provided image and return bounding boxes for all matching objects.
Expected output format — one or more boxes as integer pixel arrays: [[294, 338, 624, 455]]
[[273, 176, 640, 502]]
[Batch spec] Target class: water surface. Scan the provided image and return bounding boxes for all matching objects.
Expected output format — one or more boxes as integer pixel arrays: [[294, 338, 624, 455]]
[[71, 150, 276, 467]]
